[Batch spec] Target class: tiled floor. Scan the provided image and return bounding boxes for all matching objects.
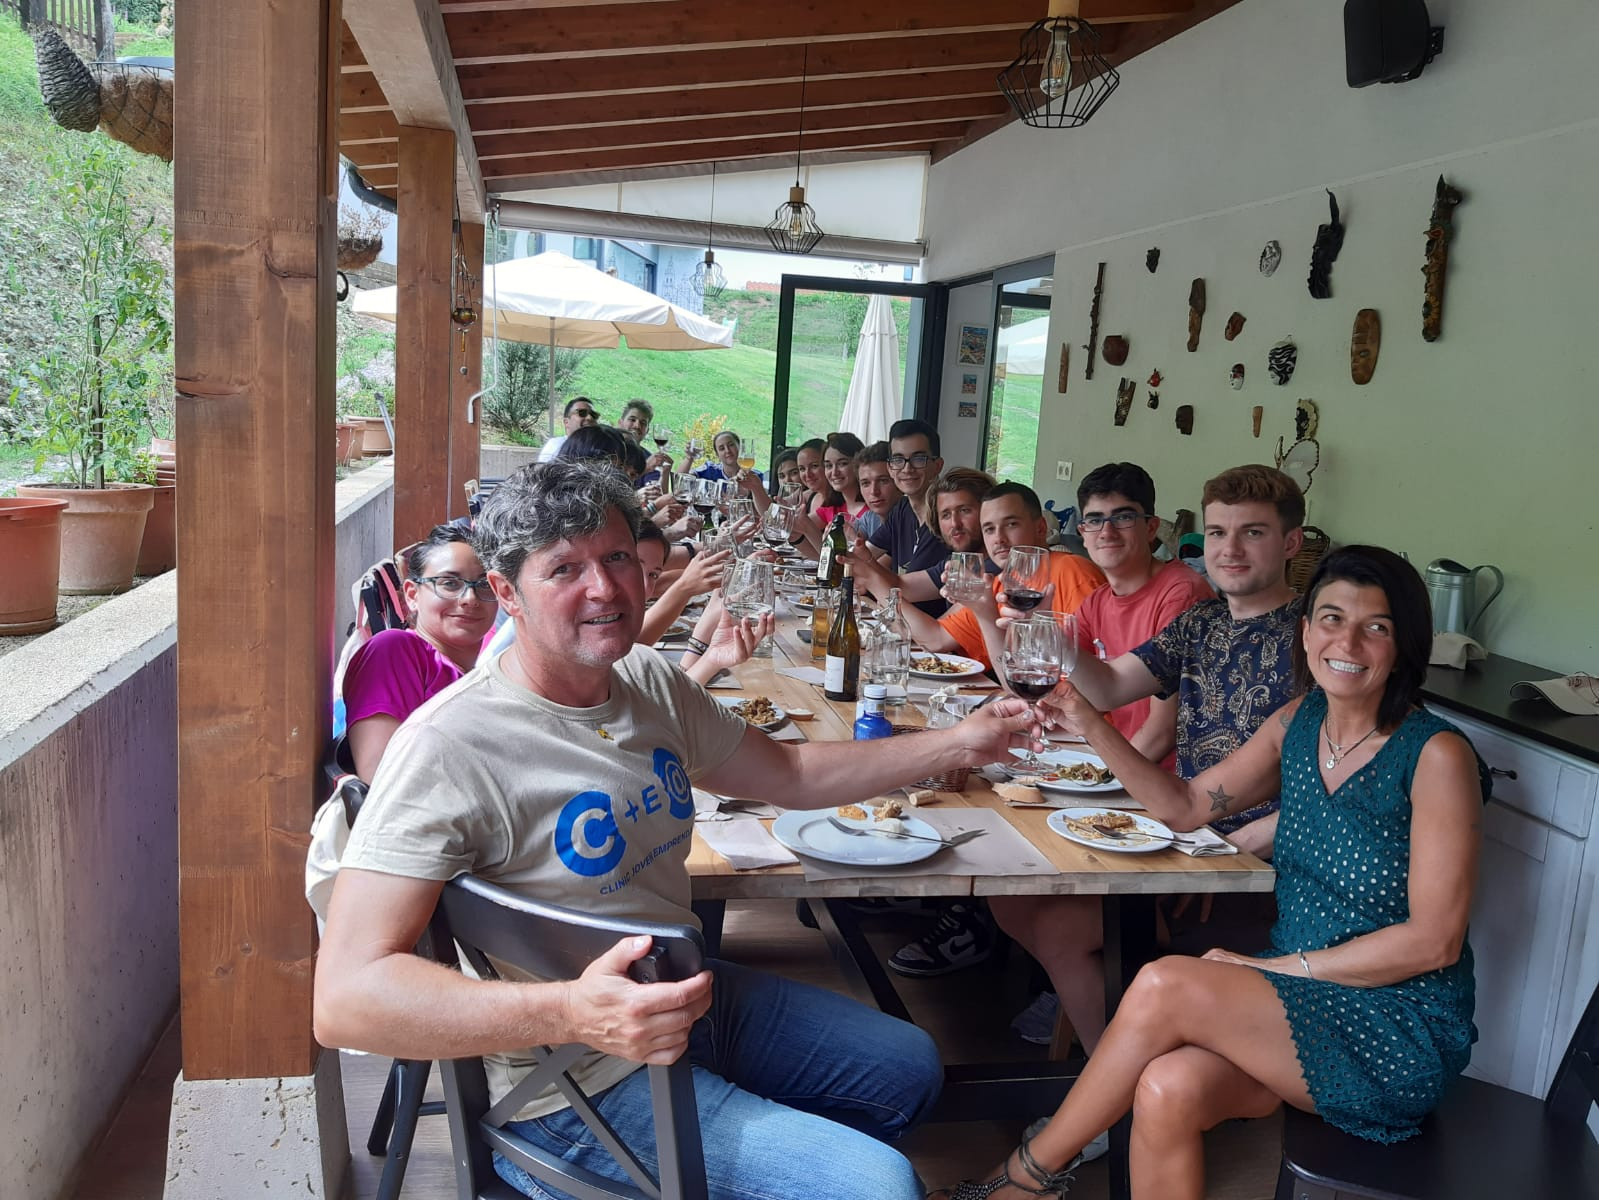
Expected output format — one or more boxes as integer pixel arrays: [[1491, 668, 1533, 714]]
[[75, 900, 1283, 1199]]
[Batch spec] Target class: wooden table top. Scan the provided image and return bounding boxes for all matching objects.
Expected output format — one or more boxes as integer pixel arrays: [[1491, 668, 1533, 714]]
[[687, 614, 1275, 901]]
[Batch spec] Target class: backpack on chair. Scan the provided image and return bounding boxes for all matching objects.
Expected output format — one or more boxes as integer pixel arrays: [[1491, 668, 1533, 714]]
[[332, 551, 413, 732]]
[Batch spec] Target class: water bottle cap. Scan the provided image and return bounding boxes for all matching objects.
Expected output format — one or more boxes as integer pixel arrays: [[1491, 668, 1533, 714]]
[[864, 683, 888, 699]]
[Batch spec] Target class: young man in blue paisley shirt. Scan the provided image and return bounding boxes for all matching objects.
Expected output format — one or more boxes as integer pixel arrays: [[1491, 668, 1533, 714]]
[[312, 459, 1039, 1200]]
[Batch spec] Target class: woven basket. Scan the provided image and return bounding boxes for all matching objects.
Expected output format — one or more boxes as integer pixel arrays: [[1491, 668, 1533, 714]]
[[891, 725, 972, 792], [1288, 525, 1332, 593]]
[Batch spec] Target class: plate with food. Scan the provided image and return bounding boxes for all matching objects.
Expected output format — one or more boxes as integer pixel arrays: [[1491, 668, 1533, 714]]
[[788, 592, 820, 612], [655, 618, 695, 642], [772, 801, 943, 867], [1046, 807, 1175, 854], [717, 695, 787, 731], [1005, 748, 1123, 794], [909, 652, 988, 681]]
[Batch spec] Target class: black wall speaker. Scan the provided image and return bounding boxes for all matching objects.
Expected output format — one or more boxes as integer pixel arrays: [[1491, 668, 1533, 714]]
[[1344, 0, 1445, 86]]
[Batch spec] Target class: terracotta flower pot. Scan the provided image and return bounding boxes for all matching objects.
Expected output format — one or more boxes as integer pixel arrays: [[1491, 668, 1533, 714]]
[[0, 496, 68, 635], [136, 482, 177, 576], [358, 416, 392, 456], [335, 420, 364, 467], [16, 483, 155, 595], [150, 436, 177, 459]]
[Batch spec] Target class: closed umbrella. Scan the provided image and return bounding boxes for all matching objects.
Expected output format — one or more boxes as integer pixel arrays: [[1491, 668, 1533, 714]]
[[837, 294, 902, 445], [352, 250, 733, 432]]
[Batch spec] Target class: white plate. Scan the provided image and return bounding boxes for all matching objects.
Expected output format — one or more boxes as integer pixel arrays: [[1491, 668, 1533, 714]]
[[1006, 748, 1124, 794], [716, 696, 787, 732], [1046, 808, 1175, 854], [771, 810, 944, 867], [909, 652, 988, 681]]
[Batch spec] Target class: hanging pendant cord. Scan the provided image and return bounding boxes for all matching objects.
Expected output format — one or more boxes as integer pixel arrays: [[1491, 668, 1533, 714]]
[[794, 45, 808, 184], [707, 160, 717, 250]]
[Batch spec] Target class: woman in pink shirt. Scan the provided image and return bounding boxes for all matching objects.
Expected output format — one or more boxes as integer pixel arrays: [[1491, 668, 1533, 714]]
[[813, 432, 869, 528], [343, 525, 499, 780]]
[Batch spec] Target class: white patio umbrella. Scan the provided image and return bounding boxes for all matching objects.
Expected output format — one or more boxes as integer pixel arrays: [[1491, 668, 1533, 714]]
[[998, 320, 1049, 375], [352, 250, 733, 432], [836, 294, 902, 445]]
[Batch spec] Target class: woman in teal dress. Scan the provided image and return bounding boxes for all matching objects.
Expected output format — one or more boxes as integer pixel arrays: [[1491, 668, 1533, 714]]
[[933, 546, 1488, 1200]]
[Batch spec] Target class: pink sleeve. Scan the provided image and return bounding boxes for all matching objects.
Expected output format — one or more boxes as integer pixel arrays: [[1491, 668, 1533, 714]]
[[1154, 566, 1216, 629], [343, 630, 457, 726]]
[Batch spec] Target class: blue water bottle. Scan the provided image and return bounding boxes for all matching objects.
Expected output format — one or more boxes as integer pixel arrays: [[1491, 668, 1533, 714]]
[[853, 683, 893, 741]]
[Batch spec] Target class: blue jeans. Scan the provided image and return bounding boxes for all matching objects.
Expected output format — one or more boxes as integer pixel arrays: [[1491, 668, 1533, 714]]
[[494, 958, 942, 1200]]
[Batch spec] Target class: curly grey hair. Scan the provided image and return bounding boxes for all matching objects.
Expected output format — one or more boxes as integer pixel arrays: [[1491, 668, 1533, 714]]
[[473, 460, 643, 584]]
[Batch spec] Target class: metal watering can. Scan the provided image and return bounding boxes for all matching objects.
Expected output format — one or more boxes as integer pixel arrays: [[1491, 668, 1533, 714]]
[[1425, 559, 1504, 637]]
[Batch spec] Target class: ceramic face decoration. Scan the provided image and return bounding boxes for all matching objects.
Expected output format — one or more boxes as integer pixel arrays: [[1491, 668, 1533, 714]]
[[1259, 240, 1282, 276], [1229, 363, 1246, 390], [1350, 308, 1381, 385], [1268, 338, 1297, 386]]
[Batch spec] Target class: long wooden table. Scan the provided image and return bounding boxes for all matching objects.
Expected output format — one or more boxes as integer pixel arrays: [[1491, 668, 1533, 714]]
[[686, 618, 1275, 1200]]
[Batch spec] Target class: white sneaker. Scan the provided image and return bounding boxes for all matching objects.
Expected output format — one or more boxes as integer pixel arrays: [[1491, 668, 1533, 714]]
[[1023, 1120, 1110, 1165]]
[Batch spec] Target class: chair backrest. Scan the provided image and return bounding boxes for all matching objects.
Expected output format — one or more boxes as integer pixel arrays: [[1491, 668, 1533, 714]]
[[424, 876, 708, 1200], [1546, 971, 1599, 1122]]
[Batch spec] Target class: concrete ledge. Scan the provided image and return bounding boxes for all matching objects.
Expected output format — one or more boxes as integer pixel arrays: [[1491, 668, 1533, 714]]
[[479, 442, 539, 479]]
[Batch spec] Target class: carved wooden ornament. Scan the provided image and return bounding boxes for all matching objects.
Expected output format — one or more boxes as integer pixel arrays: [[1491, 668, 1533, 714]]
[[1114, 378, 1136, 426], [1422, 176, 1464, 342], [1187, 279, 1206, 352], [1351, 308, 1381, 385], [1175, 405, 1195, 436], [1103, 335, 1129, 366], [1146, 247, 1160, 273], [1225, 312, 1246, 341], [1058, 344, 1070, 393], [1252, 406, 1264, 438], [1085, 262, 1106, 380]]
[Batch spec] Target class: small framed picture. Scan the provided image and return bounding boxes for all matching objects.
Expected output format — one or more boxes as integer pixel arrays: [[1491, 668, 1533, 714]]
[[958, 400, 978, 419], [958, 325, 990, 365], [960, 373, 978, 395]]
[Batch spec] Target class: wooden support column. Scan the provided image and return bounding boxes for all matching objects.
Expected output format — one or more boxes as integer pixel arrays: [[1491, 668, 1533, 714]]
[[450, 219, 485, 517], [394, 125, 455, 546], [172, 0, 337, 1081]]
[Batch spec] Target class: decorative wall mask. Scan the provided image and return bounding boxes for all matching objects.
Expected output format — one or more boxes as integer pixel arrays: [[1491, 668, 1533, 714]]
[[1085, 262, 1106, 380], [1267, 338, 1298, 386], [1252, 406, 1264, 438], [1058, 345, 1070, 393], [1307, 190, 1345, 299], [1114, 377, 1136, 426], [1103, 335, 1129, 366], [1187, 278, 1206, 352], [1422, 176, 1465, 342], [1147, 389, 1160, 410], [1147, 369, 1162, 387], [1229, 363, 1246, 390], [1146, 247, 1160, 273], [1225, 312, 1246, 341], [1350, 308, 1381, 384], [1259, 240, 1282, 276], [1294, 398, 1320, 441], [1175, 405, 1194, 436]]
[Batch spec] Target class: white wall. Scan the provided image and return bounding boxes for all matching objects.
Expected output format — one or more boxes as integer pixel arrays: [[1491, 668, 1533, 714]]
[[924, 0, 1599, 669]]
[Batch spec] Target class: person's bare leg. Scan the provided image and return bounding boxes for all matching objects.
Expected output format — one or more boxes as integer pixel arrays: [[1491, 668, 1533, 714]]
[[989, 894, 1107, 1052], [1128, 1046, 1281, 1200], [930, 956, 1313, 1199]]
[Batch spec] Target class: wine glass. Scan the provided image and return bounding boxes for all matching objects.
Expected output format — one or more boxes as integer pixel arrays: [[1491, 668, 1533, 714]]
[[762, 502, 794, 550], [723, 560, 776, 658], [690, 478, 719, 527], [1002, 614, 1065, 708], [944, 552, 989, 606], [652, 426, 671, 453], [1000, 546, 1049, 613], [737, 439, 757, 474]]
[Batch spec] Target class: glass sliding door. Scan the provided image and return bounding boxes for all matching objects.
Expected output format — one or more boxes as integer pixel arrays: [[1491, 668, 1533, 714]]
[[772, 277, 938, 462], [982, 270, 1052, 488]]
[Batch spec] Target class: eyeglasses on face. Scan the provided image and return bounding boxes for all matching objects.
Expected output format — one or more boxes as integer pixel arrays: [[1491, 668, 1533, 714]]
[[571, 409, 597, 420], [416, 574, 497, 601], [1077, 510, 1152, 532], [888, 452, 934, 470]]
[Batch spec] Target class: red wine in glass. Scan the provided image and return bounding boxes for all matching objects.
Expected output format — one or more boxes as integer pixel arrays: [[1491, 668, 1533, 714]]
[[1007, 588, 1046, 612], [653, 434, 669, 450], [1007, 668, 1059, 701]]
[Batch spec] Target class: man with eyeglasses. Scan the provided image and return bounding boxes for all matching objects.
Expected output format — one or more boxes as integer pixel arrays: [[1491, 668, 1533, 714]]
[[536, 396, 601, 463], [853, 418, 953, 617]]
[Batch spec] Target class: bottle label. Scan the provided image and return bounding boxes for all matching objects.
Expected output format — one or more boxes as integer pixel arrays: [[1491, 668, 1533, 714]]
[[824, 655, 846, 692]]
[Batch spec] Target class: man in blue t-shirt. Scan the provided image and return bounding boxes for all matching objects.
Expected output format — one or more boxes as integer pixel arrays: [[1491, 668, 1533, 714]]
[[852, 419, 954, 617]]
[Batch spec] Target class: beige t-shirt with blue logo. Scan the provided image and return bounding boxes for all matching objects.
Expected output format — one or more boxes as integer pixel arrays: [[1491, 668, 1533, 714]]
[[339, 643, 748, 1117]]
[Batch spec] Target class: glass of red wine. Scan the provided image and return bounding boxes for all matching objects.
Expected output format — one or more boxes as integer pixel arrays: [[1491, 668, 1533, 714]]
[[1000, 546, 1048, 613], [1003, 613, 1066, 708]]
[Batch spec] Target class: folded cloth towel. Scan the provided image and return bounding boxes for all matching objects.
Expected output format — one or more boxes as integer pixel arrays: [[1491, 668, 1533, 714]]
[[695, 817, 798, 870], [1169, 826, 1240, 857], [1511, 672, 1599, 716], [1430, 632, 1487, 669]]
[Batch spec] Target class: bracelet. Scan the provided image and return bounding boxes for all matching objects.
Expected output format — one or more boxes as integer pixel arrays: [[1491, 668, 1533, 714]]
[[1297, 950, 1314, 979], [684, 637, 709, 656]]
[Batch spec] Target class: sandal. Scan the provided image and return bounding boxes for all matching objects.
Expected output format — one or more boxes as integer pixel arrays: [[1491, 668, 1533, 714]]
[[931, 1136, 1079, 1199]]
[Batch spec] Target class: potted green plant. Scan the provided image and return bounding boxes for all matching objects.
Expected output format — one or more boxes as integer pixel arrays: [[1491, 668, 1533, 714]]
[[17, 142, 171, 594]]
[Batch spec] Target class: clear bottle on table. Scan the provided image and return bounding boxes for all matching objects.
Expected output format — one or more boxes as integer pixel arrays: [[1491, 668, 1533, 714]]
[[809, 585, 837, 662], [864, 587, 912, 710]]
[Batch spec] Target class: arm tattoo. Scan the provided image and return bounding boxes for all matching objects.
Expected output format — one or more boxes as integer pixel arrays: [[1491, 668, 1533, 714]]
[[1207, 785, 1234, 814], [1278, 708, 1293, 729]]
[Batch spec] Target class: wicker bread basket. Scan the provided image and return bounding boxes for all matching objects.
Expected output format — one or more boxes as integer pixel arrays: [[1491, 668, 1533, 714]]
[[892, 725, 972, 791]]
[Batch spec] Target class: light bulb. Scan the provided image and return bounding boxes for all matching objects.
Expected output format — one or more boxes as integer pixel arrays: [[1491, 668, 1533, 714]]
[[1040, 23, 1073, 98], [788, 204, 805, 239]]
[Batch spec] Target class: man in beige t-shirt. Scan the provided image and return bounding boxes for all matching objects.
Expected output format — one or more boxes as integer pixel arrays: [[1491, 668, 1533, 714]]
[[313, 459, 1037, 1200]]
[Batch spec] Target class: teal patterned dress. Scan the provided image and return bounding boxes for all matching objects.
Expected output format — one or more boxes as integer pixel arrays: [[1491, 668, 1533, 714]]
[[1264, 689, 1488, 1143]]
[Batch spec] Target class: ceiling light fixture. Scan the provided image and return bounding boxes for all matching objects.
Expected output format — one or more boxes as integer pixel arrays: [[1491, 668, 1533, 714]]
[[998, 0, 1120, 130], [691, 160, 727, 300], [765, 45, 825, 255]]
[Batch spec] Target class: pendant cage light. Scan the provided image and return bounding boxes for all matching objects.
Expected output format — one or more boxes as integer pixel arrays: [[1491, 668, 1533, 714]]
[[997, 3, 1120, 130], [691, 161, 728, 299], [765, 46, 826, 255]]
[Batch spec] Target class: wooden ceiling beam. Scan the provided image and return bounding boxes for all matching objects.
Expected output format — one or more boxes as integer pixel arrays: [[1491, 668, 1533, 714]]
[[485, 146, 931, 192], [339, 21, 367, 67], [474, 98, 1007, 158], [340, 109, 402, 146], [465, 67, 1011, 133], [344, 0, 485, 219]]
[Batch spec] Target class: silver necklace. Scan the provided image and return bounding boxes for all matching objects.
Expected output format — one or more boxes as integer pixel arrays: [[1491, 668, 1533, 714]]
[[1322, 716, 1379, 771]]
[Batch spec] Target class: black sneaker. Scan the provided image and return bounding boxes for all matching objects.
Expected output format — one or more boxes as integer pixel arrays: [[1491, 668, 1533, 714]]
[[887, 901, 996, 977]]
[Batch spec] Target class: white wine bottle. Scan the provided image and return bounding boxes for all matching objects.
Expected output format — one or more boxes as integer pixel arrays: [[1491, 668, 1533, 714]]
[[823, 566, 860, 702], [815, 513, 846, 588]]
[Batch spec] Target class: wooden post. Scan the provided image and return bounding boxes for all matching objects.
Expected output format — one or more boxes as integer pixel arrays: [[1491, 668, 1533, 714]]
[[450, 219, 484, 517], [393, 124, 455, 546], [94, 0, 112, 59], [172, 0, 337, 1081]]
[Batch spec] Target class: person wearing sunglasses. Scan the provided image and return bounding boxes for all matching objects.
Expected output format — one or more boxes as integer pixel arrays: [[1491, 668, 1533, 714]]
[[535, 396, 602, 463], [341, 525, 500, 781]]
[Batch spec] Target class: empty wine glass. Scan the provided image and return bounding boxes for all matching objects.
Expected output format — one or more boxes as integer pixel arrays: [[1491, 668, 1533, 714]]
[[944, 552, 990, 606], [723, 559, 776, 658], [1000, 546, 1049, 613]]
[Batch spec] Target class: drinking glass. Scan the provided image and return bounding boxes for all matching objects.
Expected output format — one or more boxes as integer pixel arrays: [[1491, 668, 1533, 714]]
[[762, 502, 794, 550], [944, 551, 990, 605], [723, 560, 776, 658], [652, 427, 671, 453], [1002, 614, 1065, 709], [690, 478, 719, 528], [999, 546, 1049, 613], [737, 439, 757, 473], [1038, 611, 1081, 677]]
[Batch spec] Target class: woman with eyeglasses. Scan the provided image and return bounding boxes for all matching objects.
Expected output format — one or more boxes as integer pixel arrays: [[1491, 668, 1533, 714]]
[[342, 525, 499, 781]]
